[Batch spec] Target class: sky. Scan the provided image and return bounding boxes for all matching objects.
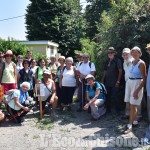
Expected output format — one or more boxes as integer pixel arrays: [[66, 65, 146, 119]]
[[0, 0, 87, 40]]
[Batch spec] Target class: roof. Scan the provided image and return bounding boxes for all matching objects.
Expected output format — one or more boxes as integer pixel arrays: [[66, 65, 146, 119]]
[[18, 40, 59, 47]]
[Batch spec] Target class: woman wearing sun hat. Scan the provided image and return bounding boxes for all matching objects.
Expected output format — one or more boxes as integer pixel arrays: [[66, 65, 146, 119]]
[[123, 46, 146, 134], [0, 50, 17, 94]]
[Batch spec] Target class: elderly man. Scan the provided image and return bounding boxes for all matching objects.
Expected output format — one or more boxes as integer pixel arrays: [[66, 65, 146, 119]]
[[102, 47, 122, 114], [76, 53, 96, 112]]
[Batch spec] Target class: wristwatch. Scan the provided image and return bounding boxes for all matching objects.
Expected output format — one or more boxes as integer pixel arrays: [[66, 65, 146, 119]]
[[117, 81, 120, 84]]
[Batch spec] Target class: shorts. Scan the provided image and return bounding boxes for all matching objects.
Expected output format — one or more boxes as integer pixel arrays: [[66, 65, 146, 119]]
[[1, 83, 17, 94], [124, 79, 143, 106]]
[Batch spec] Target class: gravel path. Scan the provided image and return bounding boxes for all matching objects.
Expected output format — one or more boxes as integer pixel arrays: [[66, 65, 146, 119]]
[[0, 103, 150, 150]]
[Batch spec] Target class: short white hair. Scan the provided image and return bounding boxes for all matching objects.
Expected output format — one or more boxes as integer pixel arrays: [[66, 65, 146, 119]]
[[20, 82, 30, 90], [66, 57, 73, 63]]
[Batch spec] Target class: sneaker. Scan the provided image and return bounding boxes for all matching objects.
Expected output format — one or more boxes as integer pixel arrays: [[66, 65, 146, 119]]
[[123, 127, 132, 134], [132, 123, 139, 128]]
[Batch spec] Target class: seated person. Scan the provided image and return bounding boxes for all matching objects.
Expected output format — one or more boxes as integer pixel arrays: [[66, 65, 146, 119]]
[[7, 82, 31, 123], [37, 70, 58, 115], [0, 111, 4, 121], [83, 74, 106, 120]]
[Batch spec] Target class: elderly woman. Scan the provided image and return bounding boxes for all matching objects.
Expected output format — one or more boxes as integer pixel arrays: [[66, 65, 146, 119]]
[[0, 50, 17, 94], [59, 57, 76, 111], [49, 56, 57, 80], [124, 46, 146, 134], [83, 74, 106, 121], [16, 55, 24, 77], [7, 82, 31, 123], [55, 56, 65, 107], [37, 70, 58, 115]]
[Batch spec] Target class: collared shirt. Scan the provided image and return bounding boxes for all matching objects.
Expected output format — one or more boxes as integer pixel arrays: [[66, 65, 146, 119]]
[[104, 57, 122, 87], [123, 58, 133, 82]]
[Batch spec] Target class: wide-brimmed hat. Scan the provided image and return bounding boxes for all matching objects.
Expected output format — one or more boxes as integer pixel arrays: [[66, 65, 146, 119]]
[[85, 74, 95, 80], [43, 69, 51, 75], [4, 50, 14, 58], [122, 48, 131, 54], [131, 46, 142, 56]]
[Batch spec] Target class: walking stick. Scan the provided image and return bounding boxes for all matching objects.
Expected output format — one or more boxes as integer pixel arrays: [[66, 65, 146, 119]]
[[39, 96, 43, 120], [81, 80, 84, 109]]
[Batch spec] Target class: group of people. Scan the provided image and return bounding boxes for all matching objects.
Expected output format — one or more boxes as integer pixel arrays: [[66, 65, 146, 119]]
[[0, 44, 150, 141]]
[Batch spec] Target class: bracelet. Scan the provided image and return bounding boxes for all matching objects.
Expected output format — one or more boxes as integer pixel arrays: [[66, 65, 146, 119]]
[[22, 106, 25, 109]]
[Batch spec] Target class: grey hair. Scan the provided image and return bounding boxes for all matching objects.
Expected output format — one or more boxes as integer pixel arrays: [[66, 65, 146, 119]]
[[66, 57, 73, 63], [20, 82, 30, 90]]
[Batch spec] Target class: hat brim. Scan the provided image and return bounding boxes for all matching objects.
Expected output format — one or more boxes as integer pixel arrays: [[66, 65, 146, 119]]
[[4, 54, 14, 58]]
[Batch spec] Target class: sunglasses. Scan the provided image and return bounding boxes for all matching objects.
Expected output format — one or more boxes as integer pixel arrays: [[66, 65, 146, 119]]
[[107, 52, 115, 54], [82, 56, 89, 59], [6, 55, 12, 57]]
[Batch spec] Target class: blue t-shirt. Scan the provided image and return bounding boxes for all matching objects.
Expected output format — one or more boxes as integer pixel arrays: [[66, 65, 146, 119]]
[[86, 82, 105, 100], [8, 89, 29, 110]]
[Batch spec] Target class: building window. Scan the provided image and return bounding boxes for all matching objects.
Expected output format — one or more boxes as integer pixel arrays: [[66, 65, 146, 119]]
[[51, 46, 54, 54]]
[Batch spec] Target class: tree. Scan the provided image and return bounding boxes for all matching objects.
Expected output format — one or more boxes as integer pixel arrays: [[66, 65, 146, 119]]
[[95, 0, 150, 79], [85, 0, 111, 40], [25, 0, 85, 56]]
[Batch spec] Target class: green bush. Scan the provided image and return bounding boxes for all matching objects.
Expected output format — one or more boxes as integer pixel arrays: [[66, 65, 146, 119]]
[[0, 38, 29, 59]]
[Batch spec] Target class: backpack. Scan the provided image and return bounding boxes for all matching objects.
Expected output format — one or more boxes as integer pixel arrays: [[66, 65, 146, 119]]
[[87, 82, 107, 95], [3, 89, 16, 104], [79, 61, 92, 68]]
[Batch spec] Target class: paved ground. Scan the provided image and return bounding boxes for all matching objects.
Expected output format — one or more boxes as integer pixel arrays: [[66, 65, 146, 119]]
[[0, 102, 150, 150]]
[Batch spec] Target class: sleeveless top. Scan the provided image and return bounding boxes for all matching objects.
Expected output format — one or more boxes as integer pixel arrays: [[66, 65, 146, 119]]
[[41, 80, 53, 101], [2, 62, 16, 83], [62, 66, 76, 87], [129, 59, 143, 78]]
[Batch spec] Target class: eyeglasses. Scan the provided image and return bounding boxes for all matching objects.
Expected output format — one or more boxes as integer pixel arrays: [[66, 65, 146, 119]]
[[6, 55, 12, 57], [82, 56, 89, 59], [107, 52, 115, 54], [22, 86, 28, 89]]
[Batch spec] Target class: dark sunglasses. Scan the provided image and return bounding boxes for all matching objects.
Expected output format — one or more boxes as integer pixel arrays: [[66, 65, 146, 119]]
[[82, 56, 89, 59], [6, 55, 12, 57], [107, 52, 115, 54]]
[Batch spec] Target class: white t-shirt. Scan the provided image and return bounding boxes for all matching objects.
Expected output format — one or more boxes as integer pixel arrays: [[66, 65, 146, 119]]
[[62, 67, 76, 87], [16, 63, 23, 77], [41, 81, 53, 101], [76, 61, 96, 81]]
